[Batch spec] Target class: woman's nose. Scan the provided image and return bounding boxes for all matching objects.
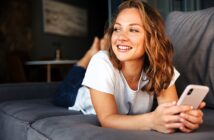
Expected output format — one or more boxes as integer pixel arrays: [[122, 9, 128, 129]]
[[117, 30, 128, 41]]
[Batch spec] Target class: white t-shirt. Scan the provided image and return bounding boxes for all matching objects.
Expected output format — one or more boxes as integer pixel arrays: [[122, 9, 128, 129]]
[[69, 51, 180, 115]]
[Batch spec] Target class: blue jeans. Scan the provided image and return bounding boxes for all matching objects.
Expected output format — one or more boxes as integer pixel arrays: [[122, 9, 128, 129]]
[[54, 65, 86, 107]]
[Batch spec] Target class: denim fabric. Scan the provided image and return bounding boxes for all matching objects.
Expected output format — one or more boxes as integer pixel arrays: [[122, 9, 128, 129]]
[[54, 65, 86, 107]]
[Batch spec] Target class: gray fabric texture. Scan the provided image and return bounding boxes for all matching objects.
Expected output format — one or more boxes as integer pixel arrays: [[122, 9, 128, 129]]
[[0, 99, 80, 140], [165, 7, 214, 108], [0, 110, 29, 140], [0, 82, 60, 102], [28, 109, 214, 140], [0, 99, 80, 121]]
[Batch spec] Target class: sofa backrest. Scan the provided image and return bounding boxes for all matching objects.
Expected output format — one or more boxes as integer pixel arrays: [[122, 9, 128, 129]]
[[0, 82, 60, 102], [165, 7, 214, 108]]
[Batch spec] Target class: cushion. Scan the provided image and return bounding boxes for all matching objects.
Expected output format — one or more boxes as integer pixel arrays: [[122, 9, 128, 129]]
[[0, 99, 80, 140], [0, 99, 80, 121], [165, 7, 214, 108], [28, 109, 214, 140]]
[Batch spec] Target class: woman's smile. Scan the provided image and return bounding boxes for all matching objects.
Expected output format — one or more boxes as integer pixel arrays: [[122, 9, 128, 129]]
[[117, 45, 133, 52]]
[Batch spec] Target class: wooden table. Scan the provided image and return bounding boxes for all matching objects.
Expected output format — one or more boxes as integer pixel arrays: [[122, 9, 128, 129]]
[[25, 60, 77, 82]]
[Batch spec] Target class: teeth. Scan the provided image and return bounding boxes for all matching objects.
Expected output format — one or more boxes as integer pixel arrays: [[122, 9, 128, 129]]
[[117, 45, 131, 50]]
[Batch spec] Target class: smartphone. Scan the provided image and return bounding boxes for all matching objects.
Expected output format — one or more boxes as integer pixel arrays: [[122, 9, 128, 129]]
[[177, 84, 209, 109]]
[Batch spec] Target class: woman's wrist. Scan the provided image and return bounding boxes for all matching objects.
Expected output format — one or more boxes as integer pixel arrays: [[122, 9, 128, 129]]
[[147, 112, 155, 131], [138, 112, 154, 131]]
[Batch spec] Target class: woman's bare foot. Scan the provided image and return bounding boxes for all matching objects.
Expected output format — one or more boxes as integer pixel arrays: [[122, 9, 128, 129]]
[[100, 34, 109, 50], [77, 37, 100, 68], [87, 36, 100, 56]]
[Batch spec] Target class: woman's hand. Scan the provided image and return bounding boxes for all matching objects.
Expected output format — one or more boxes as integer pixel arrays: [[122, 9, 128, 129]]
[[151, 101, 192, 134], [179, 102, 206, 133]]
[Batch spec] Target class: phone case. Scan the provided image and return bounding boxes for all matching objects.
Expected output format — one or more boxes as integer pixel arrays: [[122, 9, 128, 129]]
[[177, 85, 209, 109]]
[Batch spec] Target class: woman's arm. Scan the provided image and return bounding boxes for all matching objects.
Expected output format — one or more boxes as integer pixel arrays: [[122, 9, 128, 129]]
[[153, 84, 186, 133], [90, 87, 192, 133], [157, 85, 178, 104], [90, 88, 153, 131]]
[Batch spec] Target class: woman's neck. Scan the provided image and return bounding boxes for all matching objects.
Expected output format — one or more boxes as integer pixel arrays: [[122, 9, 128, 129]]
[[121, 60, 144, 90]]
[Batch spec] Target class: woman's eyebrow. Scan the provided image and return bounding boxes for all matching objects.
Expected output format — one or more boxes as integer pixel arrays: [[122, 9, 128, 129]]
[[114, 22, 121, 26], [114, 22, 142, 27], [129, 23, 142, 27]]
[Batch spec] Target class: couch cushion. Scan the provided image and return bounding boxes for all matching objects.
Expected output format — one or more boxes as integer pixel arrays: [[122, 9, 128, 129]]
[[28, 109, 214, 140], [165, 7, 214, 108], [0, 99, 80, 140], [0, 99, 80, 121]]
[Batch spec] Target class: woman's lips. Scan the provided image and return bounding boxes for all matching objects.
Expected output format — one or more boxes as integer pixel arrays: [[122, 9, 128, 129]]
[[117, 45, 132, 52]]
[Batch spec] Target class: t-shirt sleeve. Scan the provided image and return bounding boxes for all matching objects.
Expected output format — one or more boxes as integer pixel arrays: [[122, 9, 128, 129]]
[[82, 52, 115, 94], [169, 67, 180, 87]]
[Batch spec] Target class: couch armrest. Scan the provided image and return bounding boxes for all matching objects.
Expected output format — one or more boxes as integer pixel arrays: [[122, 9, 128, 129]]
[[0, 82, 61, 102]]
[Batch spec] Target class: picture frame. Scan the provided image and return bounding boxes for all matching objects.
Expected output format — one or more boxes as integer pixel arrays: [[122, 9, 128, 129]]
[[42, 0, 87, 37]]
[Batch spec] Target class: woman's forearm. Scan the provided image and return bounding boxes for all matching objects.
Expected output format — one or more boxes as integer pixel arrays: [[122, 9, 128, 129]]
[[99, 112, 154, 131]]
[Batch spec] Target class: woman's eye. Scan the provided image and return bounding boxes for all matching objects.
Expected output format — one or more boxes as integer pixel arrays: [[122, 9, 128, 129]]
[[113, 27, 120, 32], [130, 28, 139, 32]]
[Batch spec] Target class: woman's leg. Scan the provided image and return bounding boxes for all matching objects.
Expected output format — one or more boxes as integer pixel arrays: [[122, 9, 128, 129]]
[[76, 37, 100, 69], [54, 37, 100, 107], [54, 65, 86, 107]]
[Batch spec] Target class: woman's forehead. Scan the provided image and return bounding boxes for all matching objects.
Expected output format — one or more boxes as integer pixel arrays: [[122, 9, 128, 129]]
[[115, 8, 144, 26]]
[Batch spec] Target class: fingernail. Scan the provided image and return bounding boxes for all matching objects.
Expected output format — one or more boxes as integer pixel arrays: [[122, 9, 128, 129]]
[[179, 117, 183, 121], [172, 101, 176, 105], [180, 113, 185, 117], [180, 126, 184, 130]]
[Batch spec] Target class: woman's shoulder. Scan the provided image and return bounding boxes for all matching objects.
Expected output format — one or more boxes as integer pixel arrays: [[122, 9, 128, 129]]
[[93, 50, 109, 59], [88, 50, 116, 74], [91, 50, 111, 64]]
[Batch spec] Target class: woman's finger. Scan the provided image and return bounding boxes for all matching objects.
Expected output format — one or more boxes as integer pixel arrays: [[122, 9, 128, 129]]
[[165, 105, 193, 115], [179, 125, 192, 133], [180, 110, 203, 124], [198, 102, 206, 109], [165, 122, 183, 129], [179, 117, 199, 130]]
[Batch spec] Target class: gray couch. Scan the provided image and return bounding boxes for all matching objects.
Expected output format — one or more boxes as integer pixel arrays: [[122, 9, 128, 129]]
[[0, 7, 214, 140]]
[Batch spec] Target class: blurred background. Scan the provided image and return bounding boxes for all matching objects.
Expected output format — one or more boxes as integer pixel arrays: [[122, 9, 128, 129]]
[[0, 0, 213, 83]]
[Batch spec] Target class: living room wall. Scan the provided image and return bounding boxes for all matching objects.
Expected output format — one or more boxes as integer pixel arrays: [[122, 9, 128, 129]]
[[0, 0, 108, 83], [31, 0, 108, 60]]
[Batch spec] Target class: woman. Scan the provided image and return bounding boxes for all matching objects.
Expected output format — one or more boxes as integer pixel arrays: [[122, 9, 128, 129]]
[[55, 0, 204, 134]]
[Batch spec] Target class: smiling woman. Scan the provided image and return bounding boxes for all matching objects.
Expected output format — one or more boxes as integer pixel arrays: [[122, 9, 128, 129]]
[[0, 1, 213, 140], [54, 0, 205, 134]]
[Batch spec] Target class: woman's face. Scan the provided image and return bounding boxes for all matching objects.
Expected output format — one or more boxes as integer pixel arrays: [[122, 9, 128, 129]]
[[111, 8, 145, 63]]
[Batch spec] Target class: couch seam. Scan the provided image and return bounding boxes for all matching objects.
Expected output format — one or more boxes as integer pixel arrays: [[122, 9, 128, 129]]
[[28, 125, 51, 140], [0, 109, 31, 124], [0, 108, 81, 123]]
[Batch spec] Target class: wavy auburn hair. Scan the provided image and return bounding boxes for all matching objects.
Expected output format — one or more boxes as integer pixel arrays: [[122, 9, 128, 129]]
[[105, 0, 174, 96]]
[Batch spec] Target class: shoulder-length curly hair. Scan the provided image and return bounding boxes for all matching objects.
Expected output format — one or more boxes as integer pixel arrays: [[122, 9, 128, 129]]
[[105, 0, 174, 96]]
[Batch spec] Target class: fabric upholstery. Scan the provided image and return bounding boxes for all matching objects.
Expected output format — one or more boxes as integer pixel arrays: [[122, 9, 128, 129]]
[[0, 99, 80, 140], [0, 82, 60, 102], [28, 109, 214, 140], [165, 7, 214, 108]]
